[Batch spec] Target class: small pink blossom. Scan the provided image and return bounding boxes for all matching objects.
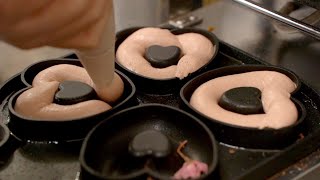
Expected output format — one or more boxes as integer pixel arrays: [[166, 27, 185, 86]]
[[173, 160, 208, 179], [172, 140, 208, 179]]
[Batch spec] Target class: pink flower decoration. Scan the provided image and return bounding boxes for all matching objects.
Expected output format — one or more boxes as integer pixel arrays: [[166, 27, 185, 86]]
[[172, 140, 209, 179], [173, 160, 208, 179]]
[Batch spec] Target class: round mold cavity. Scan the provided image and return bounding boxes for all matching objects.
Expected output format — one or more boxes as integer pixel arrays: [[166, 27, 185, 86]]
[[115, 27, 219, 95], [80, 104, 218, 180], [180, 65, 306, 150], [7, 59, 137, 142]]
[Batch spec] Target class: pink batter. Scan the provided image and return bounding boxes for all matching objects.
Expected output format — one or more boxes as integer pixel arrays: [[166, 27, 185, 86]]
[[116, 27, 215, 79], [14, 64, 124, 120], [190, 71, 298, 129]]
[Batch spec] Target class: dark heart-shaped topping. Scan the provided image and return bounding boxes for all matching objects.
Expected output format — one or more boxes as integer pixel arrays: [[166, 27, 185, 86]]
[[218, 87, 264, 115], [145, 45, 181, 68], [54, 81, 97, 105], [129, 130, 171, 158]]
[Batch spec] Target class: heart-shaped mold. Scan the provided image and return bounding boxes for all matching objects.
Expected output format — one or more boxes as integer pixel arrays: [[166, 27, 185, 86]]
[[145, 45, 181, 68], [129, 130, 171, 158], [180, 65, 306, 149], [219, 87, 264, 115], [115, 27, 219, 94], [54, 81, 97, 105], [80, 104, 218, 180], [7, 59, 137, 142]]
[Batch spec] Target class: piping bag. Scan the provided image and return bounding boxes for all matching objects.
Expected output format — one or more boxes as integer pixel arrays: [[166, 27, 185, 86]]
[[75, 4, 116, 89]]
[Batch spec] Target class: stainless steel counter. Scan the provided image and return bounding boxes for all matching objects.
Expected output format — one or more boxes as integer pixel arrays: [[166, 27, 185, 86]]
[[186, 0, 320, 92]]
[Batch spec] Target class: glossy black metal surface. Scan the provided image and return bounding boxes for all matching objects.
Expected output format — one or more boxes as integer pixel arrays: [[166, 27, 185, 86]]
[[1, 0, 319, 179], [180, 65, 306, 150], [1, 30, 320, 180], [7, 59, 136, 142], [0, 41, 318, 180], [80, 104, 218, 180]]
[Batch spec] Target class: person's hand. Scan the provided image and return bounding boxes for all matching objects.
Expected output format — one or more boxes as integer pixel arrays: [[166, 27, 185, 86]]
[[0, 0, 113, 50]]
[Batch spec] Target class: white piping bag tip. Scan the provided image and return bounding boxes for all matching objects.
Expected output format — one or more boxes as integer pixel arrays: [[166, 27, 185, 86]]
[[76, 3, 116, 88]]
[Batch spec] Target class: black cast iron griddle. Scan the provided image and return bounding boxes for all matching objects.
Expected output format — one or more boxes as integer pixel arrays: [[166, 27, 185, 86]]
[[0, 41, 320, 180]]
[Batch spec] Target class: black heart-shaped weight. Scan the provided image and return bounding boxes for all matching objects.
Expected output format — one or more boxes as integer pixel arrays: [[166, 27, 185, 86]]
[[145, 45, 181, 68], [219, 87, 264, 115], [54, 81, 97, 105], [129, 130, 171, 158]]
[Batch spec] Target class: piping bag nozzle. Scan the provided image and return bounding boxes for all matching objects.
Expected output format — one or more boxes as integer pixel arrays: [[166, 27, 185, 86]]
[[76, 3, 116, 89]]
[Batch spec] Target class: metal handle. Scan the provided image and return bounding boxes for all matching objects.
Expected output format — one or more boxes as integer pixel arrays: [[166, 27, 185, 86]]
[[233, 0, 320, 40]]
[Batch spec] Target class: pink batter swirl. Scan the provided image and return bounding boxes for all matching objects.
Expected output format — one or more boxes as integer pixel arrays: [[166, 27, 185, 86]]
[[190, 71, 298, 129], [116, 27, 216, 79], [14, 64, 124, 120]]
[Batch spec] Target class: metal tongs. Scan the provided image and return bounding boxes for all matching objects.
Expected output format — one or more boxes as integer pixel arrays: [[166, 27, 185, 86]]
[[233, 0, 320, 40]]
